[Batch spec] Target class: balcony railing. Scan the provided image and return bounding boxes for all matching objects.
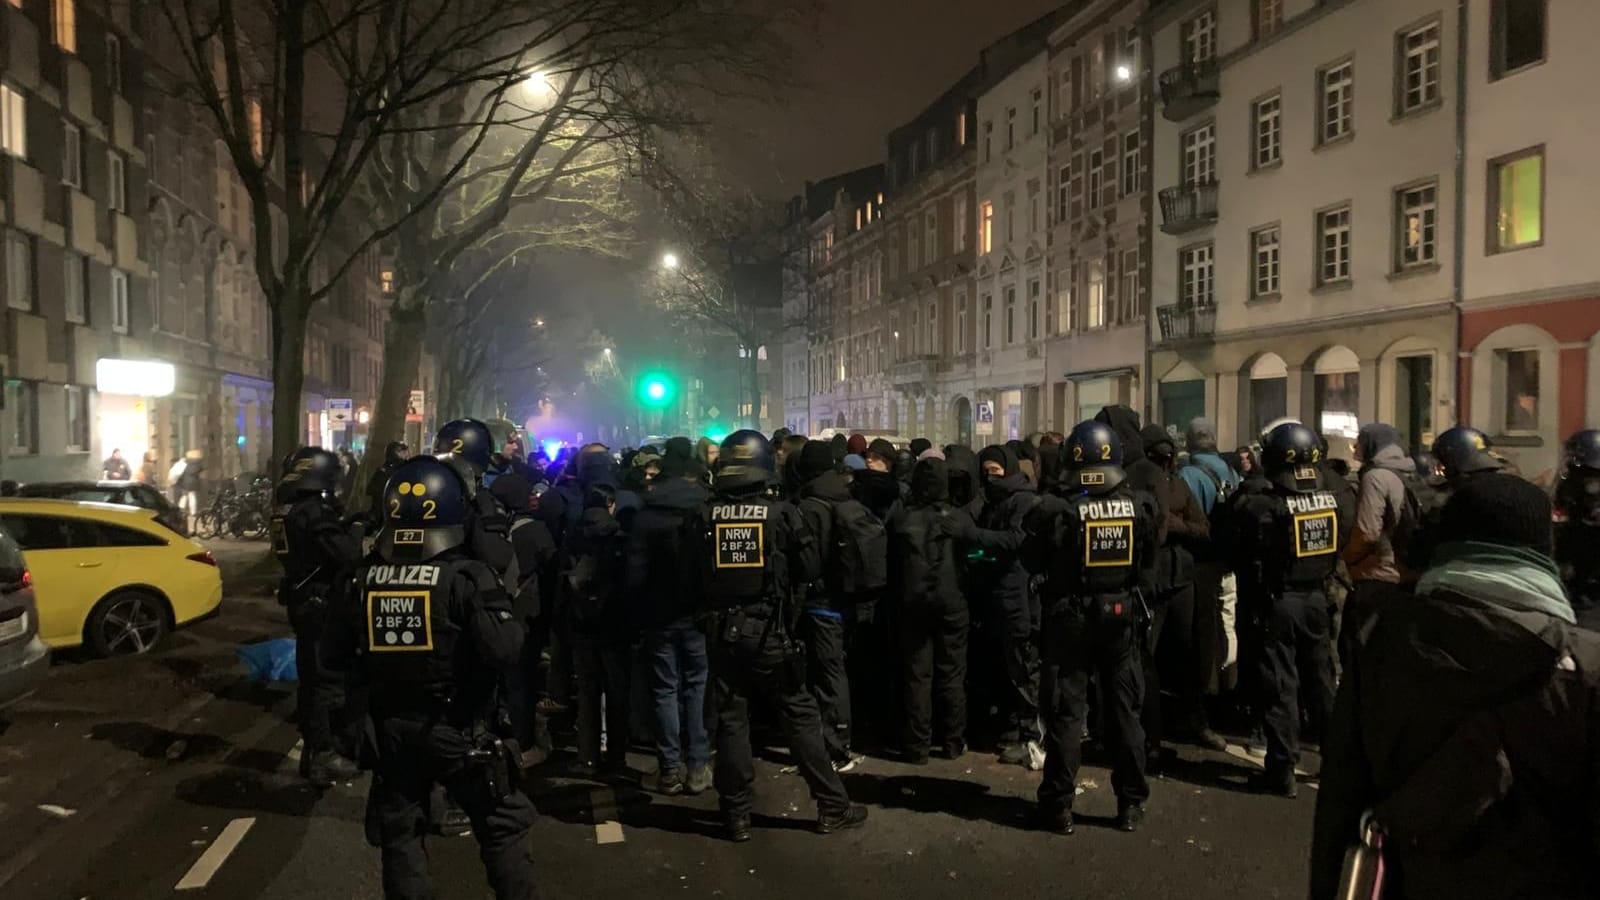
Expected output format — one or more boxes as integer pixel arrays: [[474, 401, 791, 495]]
[[1158, 180, 1219, 234], [1158, 57, 1220, 121], [888, 355, 938, 389], [1156, 304, 1217, 343]]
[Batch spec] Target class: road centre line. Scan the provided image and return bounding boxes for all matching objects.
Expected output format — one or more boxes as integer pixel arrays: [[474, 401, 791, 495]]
[[175, 817, 256, 891]]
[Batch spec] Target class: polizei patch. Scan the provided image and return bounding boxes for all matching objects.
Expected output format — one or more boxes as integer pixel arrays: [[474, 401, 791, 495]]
[[365, 564, 443, 586], [366, 591, 433, 652], [1081, 497, 1136, 568], [1288, 492, 1340, 558], [710, 503, 770, 521], [715, 523, 765, 569]]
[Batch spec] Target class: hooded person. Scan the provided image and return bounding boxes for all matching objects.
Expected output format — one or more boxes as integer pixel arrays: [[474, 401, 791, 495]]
[[1178, 418, 1240, 518], [1340, 422, 1420, 665], [887, 456, 969, 762], [855, 439, 905, 519], [830, 433, 849, 465], [944, 445, 984, 518], [909, 437, 932, 459], [491, 472, 559, 765], [1311, 474, 1600, 900], [965, 444, 1043, 767], [1096, 405, 1168, 528], [1008, 439, 1038, 486]]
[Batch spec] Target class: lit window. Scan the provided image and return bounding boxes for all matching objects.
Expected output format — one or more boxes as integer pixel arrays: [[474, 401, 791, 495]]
[[1121, 132, 1140, 196], [957, 110, 967, 146], [1395, 181, 1438, 269], [1398, 21, 1441, 114], [1181, 243, 1214, 308], [1085, 258, 1106, 329], [1120, 249, 1139, 321], [979, 200, 994, 254], [1490, 148, 1542, 251], [108, 152, 126, 211], [247, 98, 264, 160], [1253, 93, 1281, 168], [53, 0, 75, 53], [1251, 226, 1280, 297], [1501, 348, 1540, 432], [0, 83, 22, 158], [1318, 60, 1354, 145], [62, 123, 81, 188], [1491, 0, 1546, 79], [64, 251, 85, 323], [111, 268, 129, 333], [1317, 205, 1353, 284]]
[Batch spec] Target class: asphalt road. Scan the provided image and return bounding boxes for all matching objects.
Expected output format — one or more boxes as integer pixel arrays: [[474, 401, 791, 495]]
[[0, 542, 1320, 899]]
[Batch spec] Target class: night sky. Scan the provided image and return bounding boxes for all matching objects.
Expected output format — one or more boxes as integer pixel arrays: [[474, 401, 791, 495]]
[[713, 0, 1067, 195]]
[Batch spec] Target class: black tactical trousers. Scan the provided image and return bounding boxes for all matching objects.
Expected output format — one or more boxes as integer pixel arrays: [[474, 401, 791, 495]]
[[573, 632, 631, 766], [367, 717, 539, 900], [288, 596, 345, 755], [1038, 608, 1148, 814], [997, 591, 1043, 745], [798, 612, 852, 761], [711, 606, 850, 822], [898, 595, 969, 759], [1257, 588, 1336, 777]]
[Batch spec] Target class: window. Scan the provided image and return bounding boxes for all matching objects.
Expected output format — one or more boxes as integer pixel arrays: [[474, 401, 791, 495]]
[[105, 34, 122, 94], [1058, 264, 1077, 333], [1085, 258, 1106, 329], [1318, 61, 1354, 144], [1027, 278, 1041, 340], [957, 110, 968, 146], [0, 84, 22, 158], [65, 385, 88, 451], [1004, 286, 1017, 344], [4, 380, 35, 455], [52, 0, 75, 53], [924, 210, 937, 262], [1395, 181, 1438, 269], [62, 124, 81, 187], [1089, 43, 1106, 100], [1031, 89, 1042, 135], [1250, 226, 1280, 297], [1058, 69, 1074, 119], [111, 268, 129, 333], [1254, 0, 1283, 39], [1181, 122, 1215, 184], [64, 251, 85, 323], [1490, 147, 1543, 251], [1252, 92, 1281, 168], [6, 231, 32, 311], [1005, 191, 1015, 242], [1180, 243, 1214, 308], [1182, 8, 1217, 63], [980, 200, 993, 253], [1317, 205, 1353, 284], [956, 292, 968, 354], [247, 98, 264, 160], [1398, 21, 1441, 114], [1491, 0, 1546, 78], [1122, 28, 1139, 87], [107, 152, 126, 211], [1120, 249, 1139, 320], [926, 301, 937, 353], [983, 121, 992, 161], [1056, 164, 1069, 220], [954, 194, 968, 249], [1006, 107, 1016, 150], [1501, 348, 1540, 432], [982, 294, 993, 348], [1121, 132, 1140, 196], [1087, 150, 1104, 210], [1030, 193, 1040, 233]]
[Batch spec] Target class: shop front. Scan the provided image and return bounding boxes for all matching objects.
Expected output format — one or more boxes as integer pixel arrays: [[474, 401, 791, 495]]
[[96, 358, 177, 481]]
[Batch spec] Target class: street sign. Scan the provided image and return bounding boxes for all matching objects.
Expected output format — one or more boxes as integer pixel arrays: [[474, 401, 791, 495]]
[[975, 400, 995, 436], [705, 406, 720, 420], [327, 398, 353, 425]]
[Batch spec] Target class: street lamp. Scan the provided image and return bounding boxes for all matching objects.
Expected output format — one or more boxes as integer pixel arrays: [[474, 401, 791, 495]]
[[534, 317, 545, 328], [524, 70, 553, 99], [661, 252, 680, 270], [1114, 63, 1133, 83], [602, 347, 612, 356]]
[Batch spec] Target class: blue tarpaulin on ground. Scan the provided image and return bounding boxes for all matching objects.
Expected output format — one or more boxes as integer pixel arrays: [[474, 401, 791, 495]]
[[237, 638, 299, 682]]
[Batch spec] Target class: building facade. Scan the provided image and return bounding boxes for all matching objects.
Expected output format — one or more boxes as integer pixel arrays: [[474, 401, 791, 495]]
[[1149, 0, 1458, 457], [804, 166, 887, 436]]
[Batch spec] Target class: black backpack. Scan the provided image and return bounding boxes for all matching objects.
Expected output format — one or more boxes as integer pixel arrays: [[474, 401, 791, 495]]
[[894, 507, 949, 606], [808, 497, 889, 594]]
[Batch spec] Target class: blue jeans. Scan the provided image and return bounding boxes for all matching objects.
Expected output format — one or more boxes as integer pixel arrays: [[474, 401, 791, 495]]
[[650, 617, 710, 771]]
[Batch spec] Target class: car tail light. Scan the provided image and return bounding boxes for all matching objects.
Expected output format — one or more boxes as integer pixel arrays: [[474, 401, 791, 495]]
[[187, 550, 218, 567], [21, 569, 30, 588]]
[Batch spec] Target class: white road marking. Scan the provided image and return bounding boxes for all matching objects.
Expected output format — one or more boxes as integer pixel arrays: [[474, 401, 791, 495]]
[[590, 787, 624, 845], [175, 817, 255, 890]]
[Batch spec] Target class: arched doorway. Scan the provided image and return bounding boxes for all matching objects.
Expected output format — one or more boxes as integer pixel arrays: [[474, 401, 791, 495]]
[[835, 411, 847, 429], [953, 397, 973, 447], [1310, 345, 1361, 456], [1246, 352, 1288, 439]]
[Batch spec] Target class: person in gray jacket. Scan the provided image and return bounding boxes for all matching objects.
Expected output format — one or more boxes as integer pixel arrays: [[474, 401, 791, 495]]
[[1340, 423, 1417, 666]]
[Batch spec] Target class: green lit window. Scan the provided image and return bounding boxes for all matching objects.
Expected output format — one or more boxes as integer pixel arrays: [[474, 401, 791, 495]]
[[1492, 149, 1543, 251]]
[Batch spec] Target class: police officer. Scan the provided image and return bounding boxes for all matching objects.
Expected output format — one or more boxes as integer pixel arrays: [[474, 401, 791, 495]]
[[325, 456, 537, 899], [273, 446, 362, 787], [703, 431, 867, 842], [434, 418, 515, 580], [1405, 426, 1507, 572], [1024, 421, 1159, 834], [1557, 429, 1600, 631], [1219, 422, 1353, 798]]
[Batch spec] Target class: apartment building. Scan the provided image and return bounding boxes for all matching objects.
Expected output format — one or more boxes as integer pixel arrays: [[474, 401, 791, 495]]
[[1044, 0, 1151, 432], [1149, 0, 1458, 456], [1459, 0, 1599, 477], [880, 76, 978, 447], [0, 0, 152, 482], [804, 165, 886, 434]]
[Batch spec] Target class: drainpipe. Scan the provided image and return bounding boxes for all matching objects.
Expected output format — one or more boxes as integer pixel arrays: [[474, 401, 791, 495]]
[[1451, 0, 1468, 427]]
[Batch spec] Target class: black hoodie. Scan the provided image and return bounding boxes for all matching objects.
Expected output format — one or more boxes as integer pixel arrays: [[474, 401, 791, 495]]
[[944, 445, 984, 518], [798, 470, 856, 613], [851, 467, 903, 521], [1096, 405, 1168, 537], [887, 458, 963, 612], [625, 476, 710, 627], [965, 445, 1037, 609]]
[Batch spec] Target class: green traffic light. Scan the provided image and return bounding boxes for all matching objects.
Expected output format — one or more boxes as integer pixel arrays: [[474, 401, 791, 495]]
[[646, 381, 666, 401], [636, 371, 677, 409]]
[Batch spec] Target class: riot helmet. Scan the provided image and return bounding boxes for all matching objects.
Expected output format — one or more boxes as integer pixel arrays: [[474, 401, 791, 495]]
[[1431, 427, 1501, 480], [714, 429, 774, 494], [1062, 420, 1125, 494], [376, 457, 469, 562], [278, 447, 341, 498], [1261, 422, 1323, 493], [434, 418, 495, 477], [1563, 429, 1600, 473]]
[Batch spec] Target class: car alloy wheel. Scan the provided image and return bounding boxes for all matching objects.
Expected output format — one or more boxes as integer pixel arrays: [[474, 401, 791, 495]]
[[94, 592, 167, 656]]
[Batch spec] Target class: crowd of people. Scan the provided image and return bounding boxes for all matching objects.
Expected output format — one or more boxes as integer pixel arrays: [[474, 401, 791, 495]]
[[269, 410, 1600, 900]]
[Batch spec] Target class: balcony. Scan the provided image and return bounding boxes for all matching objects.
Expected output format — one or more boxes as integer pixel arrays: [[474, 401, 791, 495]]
[[888, 355, 938, 390], [1156, 304, 1217, 343], [1158, 180, 1218, 235], [1158, 58, 1220, 121]]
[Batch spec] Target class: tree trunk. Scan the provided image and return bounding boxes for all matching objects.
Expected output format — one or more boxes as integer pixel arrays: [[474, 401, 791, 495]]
[[745, 352, 759, 430], [270, 286, 311, 475], [351, 299, 428, 514]]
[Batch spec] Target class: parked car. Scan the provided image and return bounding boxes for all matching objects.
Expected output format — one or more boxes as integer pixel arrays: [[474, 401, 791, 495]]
[[0, 500, 223, 657], [14, 481, 189, 536], [0, 524, 48, 707]]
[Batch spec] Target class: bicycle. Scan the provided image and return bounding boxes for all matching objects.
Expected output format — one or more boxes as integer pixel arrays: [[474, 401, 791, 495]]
[[193, 486, 239, 540]]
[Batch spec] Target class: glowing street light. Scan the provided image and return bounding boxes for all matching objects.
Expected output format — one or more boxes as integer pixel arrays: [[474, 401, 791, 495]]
[[602, 347, 612, 356], [523, 70, 553, 99], [661, 252, 680, 270], [1114, 63, 1133, 83]]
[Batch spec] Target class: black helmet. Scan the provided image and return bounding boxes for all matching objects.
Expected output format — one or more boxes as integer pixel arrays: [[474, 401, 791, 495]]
[[1431, 427, 1500, 480], [279, 447, 341, 497], [1261, 422, 1323, 493], [715, 429, 774, 493], [1413, 452, 1446, 487], [1564, 429, 1600, 472], [434, 418, 495, 476], [376, 457, 469, 562], [1062, 420, 1125, 493]]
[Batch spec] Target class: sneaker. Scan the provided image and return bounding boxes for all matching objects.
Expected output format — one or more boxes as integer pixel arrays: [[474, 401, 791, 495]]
[[1036, 808, 1075, 835], [1000, 740, 1044, 770], [686, 766, 713, 795], [939, 740, 967, 760], [1115, 804, 1146, 833], [815, 804, 869, 834], [726, 815, 752, 843], [833, 752, 865, 773], [651, 767, 686, 796], [1025, 740, 1045, 771], [997, 742, 1029, 765], [1249, 770, 1298, 799]]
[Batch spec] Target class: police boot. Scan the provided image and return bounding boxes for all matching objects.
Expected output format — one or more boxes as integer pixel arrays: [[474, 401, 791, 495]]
[[815, 804, 869, 834], [1115, 804, 1146, 833], [303, 750, 359, 789], [726, 815, 752, 843], [1036, 808, 1075, 835]]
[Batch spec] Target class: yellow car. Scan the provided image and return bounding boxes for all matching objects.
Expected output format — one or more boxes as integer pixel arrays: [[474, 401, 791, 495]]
[[0, 499, 224, 656]]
